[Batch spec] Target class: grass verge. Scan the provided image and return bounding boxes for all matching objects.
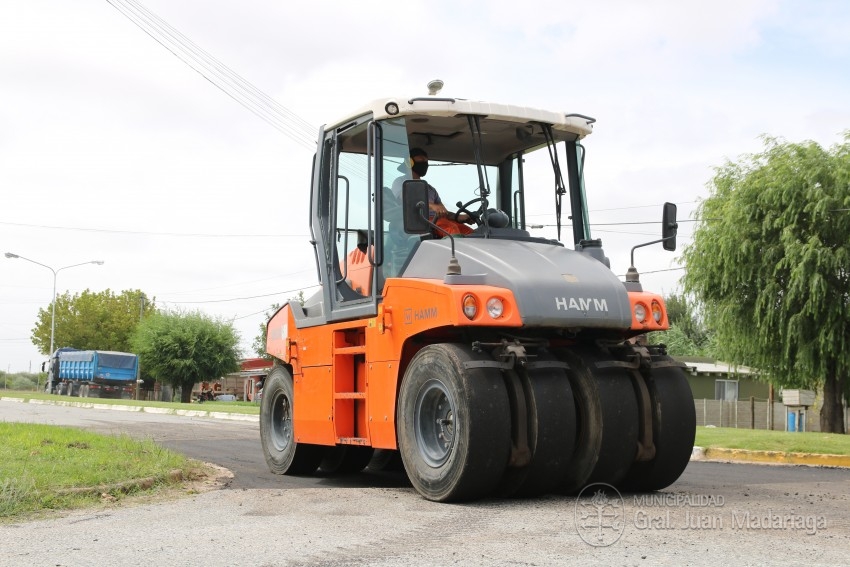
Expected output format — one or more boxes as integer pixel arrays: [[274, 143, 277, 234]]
[[0, 390, 260, 415], [0, 422, 209, 522], [695, 426, 850, 456]]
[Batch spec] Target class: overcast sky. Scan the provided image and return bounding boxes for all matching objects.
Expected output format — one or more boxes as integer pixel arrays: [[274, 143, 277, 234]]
[[2, 0, 848, 373]]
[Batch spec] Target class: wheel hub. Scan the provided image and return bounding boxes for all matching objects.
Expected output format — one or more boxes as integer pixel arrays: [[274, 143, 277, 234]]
[[414, 379, 456, 468], [271, 392, 293, 452]]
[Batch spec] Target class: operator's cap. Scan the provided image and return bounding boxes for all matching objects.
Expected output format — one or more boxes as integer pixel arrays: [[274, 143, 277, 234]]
[[398, 147, 429, 173]]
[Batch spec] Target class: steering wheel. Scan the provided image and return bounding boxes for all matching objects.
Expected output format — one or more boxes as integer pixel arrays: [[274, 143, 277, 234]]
[[454, 198, 484, 225]]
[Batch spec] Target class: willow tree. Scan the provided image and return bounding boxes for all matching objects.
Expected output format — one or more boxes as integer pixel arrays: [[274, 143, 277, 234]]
[[650, 292, 716, 358], [683, 135, 850, 433]]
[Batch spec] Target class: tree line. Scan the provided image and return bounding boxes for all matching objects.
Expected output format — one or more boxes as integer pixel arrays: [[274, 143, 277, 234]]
[[31, 289, 240, 403]]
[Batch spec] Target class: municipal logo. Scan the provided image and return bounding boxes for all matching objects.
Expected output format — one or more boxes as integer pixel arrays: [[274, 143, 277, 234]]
[[575, 483, 625, 546]]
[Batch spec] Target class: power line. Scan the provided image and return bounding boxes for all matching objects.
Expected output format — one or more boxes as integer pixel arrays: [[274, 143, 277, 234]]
[[589, 201, 699, 213], [527, 201, 700, 217], [528, 219, 701, 228], [160, 284, 320, 305], [1, 218, 698, 238], [232, 308, 274, 322], [592, 229, 688, 237], [0, 220, 308, 238], [615, 266, 685, 278], [105, 0, 318, 149], [157, 269, 316, 297]]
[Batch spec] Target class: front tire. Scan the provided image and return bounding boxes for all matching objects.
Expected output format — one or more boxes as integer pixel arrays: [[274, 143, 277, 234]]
[[397, 344, 511, 502], [260, 366, 323, 475]]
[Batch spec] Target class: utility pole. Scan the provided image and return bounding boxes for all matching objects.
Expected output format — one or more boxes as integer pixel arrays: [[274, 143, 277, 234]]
[[5, 252, 104, 393]]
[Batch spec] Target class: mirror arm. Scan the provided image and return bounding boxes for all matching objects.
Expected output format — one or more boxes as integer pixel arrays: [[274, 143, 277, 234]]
[[629, 235, 676, 269], [418, 203, 461, 275]]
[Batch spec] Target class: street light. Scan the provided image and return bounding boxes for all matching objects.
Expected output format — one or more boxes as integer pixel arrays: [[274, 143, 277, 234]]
[[4, 252, 104, 392]]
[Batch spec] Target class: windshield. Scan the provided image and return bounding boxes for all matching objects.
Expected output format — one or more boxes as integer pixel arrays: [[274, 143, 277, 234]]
[[391, 158, 499, 216], [375, 115, 586, 240]]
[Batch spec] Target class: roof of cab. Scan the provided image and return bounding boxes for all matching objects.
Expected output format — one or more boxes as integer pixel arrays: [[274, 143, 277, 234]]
[[325, 95, 595, 139]]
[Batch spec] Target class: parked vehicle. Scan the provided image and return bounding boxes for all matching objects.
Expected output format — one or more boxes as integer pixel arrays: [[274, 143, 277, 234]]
[[261, 82, 695, 502], [46, 348, 138, 399]]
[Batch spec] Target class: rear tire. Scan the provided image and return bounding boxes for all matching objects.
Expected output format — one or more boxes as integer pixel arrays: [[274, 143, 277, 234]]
[[368, 449, 405, 472], [397, 344, 510, 502], [498, 356, 576, 497], [555, 348, 639, 493], [260, 366, 323, 475], [320, 446, 375, 474], [620, 358, 696, 491]]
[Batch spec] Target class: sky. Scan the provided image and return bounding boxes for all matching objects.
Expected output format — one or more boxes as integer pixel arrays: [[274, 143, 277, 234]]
[[2, 0, 849, 372]]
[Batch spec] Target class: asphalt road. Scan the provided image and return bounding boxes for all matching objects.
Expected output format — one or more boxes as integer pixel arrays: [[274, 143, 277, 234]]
[[2, 400, 849, 566]]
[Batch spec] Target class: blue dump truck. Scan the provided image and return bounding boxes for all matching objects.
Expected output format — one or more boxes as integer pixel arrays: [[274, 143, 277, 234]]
[[46, 348, 139, 399]]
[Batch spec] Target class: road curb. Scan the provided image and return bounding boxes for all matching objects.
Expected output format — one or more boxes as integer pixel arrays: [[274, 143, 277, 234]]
[[1, 396, 259, 422], [691, 445, 850, 468], [4, 398, 846, 465], [56, 469, 186, 497]]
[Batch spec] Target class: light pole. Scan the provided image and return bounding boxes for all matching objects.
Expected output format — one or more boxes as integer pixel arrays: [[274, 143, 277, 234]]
[[4, 252, 104, 392]]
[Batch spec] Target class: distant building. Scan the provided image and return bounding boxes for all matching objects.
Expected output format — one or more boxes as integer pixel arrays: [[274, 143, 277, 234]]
[[676, 356, 768, 402]]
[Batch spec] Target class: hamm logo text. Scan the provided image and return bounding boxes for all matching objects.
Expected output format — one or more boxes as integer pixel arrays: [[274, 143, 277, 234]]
[[404, 307, 438, 324], [555, 297, 609, 312]]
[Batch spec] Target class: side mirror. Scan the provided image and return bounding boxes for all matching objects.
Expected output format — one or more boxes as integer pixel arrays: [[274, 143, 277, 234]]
[[662, 202, 678, 251], [402, 180, 431, 234]]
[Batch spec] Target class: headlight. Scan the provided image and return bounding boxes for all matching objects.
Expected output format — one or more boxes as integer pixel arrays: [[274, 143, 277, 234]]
[[634, 303, 647, 324], [486, 297, 504, 319], [651, 300, 663, 323], [462, 294, 478, 320]]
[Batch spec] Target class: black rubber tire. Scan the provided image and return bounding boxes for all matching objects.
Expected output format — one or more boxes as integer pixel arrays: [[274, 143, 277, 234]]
[[397, 343, 511, 502], [620, 358, 697, 492], [319, 446, 375, 474], [554, 347, 639, 493], [498, 358, 576, 498], [367, 449, 405, 472], [260, 366, 323, 475]]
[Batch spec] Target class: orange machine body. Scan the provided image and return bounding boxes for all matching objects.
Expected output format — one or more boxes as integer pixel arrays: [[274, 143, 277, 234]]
[[266, 277, 523, 450], [266, 273, 670, 451]]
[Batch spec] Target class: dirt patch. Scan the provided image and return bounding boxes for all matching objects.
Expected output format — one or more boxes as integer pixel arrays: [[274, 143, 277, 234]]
[[184, 461, 234, 493]]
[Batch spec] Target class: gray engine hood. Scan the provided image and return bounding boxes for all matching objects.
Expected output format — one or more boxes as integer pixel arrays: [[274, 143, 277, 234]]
[[400, 238, 632, 329]]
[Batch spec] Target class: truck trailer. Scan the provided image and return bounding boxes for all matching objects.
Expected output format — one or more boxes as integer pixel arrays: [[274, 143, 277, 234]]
[[261, 82, 696, 501], [47, 348, 138, 399]]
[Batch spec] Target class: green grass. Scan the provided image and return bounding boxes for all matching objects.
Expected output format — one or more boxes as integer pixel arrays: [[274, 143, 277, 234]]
[[695, 426, 850, 456], [0, 422, 208, 522], [0, 390, 260, 415]]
